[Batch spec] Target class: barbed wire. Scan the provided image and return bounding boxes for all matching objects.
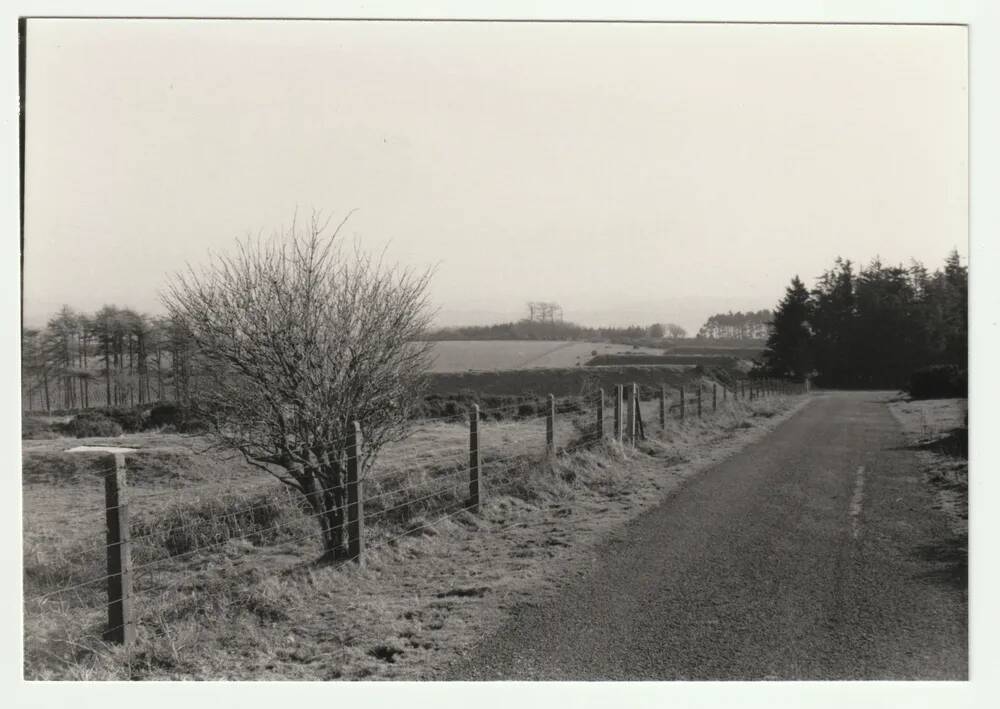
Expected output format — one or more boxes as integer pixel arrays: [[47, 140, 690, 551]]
[[26, 430, 618, 606], [24, 386, 803, 628], [26, 431, 608, 603]]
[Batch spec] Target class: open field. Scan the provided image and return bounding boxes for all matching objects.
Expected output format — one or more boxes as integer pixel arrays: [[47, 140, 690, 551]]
[[22, 386, 803, 680], [586, 353, 749, 367], [426, 340, 668, 373]]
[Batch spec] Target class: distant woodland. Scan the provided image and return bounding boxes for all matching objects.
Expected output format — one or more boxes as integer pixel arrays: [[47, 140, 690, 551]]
[[696, 310, 773, 340], [21, 307, 196, 413], [23, 303, 770, 413]]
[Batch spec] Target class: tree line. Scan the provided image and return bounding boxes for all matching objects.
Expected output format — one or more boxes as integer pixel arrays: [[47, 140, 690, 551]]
[[21, 305, 198, 413], [426, 319, 687, 342], [696, 310, 772, 340], [761, 250, 967, 388]]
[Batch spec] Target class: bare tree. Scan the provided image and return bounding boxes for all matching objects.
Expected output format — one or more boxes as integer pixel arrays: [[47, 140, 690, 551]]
[[163, 214, 435, 560], [525, 301, 562, 325]]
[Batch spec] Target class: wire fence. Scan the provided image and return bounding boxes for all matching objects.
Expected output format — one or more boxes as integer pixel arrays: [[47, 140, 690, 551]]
[[22, 376, 806, 668]]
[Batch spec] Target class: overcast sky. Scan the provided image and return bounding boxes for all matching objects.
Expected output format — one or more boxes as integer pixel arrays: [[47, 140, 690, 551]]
[[22, 19, 967, 333]]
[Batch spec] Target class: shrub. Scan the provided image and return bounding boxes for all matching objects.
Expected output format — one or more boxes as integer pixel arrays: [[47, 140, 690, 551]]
[[147, 403, 182, 429], [909, 365, 967, 399], [65, 412, 123, 438], [22, 417, 58, 440], [146, 403, 208, 432], [104, 407, 145, 433]]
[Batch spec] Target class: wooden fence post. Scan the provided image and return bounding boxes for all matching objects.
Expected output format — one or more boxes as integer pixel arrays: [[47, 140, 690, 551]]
[[103, 453, 134, 647], [659, 384, 667, 428], [469, 404, 481, 513], [614, 384, 624, 441], [697, 387, 703, 418], [596, 388, 605, 440], [712, 383, 717, 413], [626, 383, 637, 444], [546, 394, 556, 454], [679, 386, 685, 422], [346, 420, 365, 566], [723, 383, 727, 402]]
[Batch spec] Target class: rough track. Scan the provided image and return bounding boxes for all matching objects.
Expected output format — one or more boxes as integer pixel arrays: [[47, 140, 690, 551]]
[[446, 391, 967, 680]]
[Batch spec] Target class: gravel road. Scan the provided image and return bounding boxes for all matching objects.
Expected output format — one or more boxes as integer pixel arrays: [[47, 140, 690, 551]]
[[446, 391, 967, 680]]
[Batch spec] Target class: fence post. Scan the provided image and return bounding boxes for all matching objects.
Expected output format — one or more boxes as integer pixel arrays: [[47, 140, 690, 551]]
[[596, 388, 605, 440], [469, 404, 481, 513], [635, 392, 646, 440], [712, 383, 718, 412], [626, 383, 637, 444], [678, 386, 685, 422], [614, 384, 624, 441], [103, 453, 134, 648], [346, 420, 365, 566], [723, 383, 727, 402], [659, 384, 667, 428], [547, 393, 556, 454], [697, 387, 703, 418]]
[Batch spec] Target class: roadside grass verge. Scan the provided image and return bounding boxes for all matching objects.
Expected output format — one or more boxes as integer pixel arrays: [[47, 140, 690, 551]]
[[888, 397, 968, 538], [23, 393, 807, 680]]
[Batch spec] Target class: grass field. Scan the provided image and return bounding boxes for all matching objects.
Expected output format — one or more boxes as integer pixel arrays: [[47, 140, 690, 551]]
[[426, 340, 667, 373], [426, 364, 726, 397], [22, 386, 801, 679]]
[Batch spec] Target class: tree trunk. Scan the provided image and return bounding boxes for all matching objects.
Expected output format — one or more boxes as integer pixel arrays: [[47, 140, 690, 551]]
[[104, 336, 112, 407], [42, 370, 50, 413], [302, 473, 347, 561], [156, 349, 163, 401]]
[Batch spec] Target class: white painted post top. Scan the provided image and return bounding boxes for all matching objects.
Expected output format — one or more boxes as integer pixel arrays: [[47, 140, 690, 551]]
[[65, 446, 138, 454]]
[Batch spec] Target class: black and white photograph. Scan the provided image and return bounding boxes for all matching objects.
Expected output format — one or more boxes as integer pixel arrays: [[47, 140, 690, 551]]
[[7, 1, 998, 703]]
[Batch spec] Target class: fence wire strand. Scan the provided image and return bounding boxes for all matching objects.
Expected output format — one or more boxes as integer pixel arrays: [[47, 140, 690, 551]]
[[24, 380, 804, 661]]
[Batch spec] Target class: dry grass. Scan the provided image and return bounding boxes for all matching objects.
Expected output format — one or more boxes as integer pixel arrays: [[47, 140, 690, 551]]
[[22, 392, 807, 680], [888, 397, 968, 537]]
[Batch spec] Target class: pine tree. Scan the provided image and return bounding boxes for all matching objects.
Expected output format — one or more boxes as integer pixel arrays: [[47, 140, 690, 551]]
[[811, 259, 855, 387], [761, 276, 813, 380]]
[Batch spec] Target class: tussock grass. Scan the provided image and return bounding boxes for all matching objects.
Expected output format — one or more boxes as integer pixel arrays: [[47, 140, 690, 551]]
[[23, 392, 806, 679]]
